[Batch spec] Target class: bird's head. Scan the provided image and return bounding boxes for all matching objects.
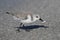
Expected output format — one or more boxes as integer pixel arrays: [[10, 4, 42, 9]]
[[33, 14, 46, 23]]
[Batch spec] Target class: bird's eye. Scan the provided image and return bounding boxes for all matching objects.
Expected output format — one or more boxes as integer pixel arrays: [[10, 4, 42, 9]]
[[36, 16, 38, 18]]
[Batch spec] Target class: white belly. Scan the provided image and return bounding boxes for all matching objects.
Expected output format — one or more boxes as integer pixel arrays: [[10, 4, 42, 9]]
[[20, 19, 32, 23]]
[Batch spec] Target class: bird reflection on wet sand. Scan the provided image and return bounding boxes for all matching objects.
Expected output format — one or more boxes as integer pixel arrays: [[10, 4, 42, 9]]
[[15, 25, 48, 32]]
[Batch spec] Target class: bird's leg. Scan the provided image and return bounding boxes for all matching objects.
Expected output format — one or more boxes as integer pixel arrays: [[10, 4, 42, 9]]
[[20, 23, 25, 27], [20, 23, 23, 27], [16, 28, 21, 32], [23, 24, 25, 27], [16, 23, 23, 32]]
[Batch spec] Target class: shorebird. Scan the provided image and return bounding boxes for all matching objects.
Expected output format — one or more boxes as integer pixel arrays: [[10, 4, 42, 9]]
[[6, 11, 46, 27]]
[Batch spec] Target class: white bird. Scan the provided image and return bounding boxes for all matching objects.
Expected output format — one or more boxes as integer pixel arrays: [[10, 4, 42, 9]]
[[6, 11, 46, 27]]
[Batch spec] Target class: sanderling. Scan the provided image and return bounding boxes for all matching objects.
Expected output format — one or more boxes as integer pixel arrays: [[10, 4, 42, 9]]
[[6, 11, 46, 27]]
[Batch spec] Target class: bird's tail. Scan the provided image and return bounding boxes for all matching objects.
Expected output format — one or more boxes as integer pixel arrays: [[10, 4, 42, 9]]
[[6, 11, 22, 21], [6, 12, 14, 16]]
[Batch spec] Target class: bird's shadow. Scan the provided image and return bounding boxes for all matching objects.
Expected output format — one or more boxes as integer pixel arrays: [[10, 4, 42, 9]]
[[15, 25, 48, 32]]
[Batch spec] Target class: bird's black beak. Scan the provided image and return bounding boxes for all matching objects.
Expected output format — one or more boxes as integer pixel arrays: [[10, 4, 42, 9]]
[[39, 18, 46, 23], [39, 18, 44, 22]]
